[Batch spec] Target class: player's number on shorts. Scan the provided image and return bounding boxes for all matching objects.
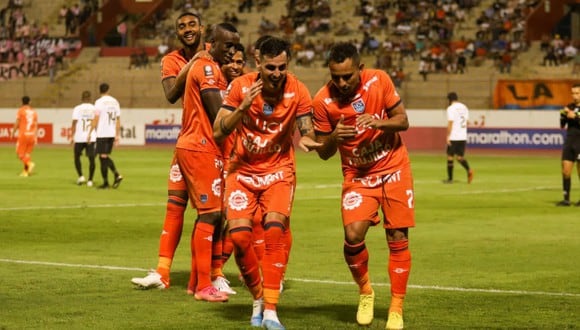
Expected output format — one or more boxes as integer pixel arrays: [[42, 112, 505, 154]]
[[406, 189, 414, 208]]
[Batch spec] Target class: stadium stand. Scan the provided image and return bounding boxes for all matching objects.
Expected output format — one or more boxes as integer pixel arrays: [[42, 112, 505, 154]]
[[0, 0, 577, 109]]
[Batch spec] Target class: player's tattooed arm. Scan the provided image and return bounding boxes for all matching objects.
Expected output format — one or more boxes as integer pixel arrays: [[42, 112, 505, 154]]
[[297, 115, 315, 138]]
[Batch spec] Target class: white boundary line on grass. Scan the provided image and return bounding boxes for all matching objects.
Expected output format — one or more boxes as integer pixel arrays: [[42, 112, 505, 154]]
[[0, 196, 340, 212], [1, 258, 578, 298]]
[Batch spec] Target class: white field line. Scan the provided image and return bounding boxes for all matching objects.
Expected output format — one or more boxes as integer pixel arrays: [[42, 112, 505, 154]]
[[0, 258, 578, 298], [0, 185, 558, 212]]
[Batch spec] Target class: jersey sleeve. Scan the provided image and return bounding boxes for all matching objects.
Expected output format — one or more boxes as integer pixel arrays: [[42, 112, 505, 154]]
[[161, 53, 180, 80], [381, 71, 402, 110], [222, 77, 243, 111], [191, 59, 221, 94], [295, 81, 313, 118], [312, 92, 333, 134]]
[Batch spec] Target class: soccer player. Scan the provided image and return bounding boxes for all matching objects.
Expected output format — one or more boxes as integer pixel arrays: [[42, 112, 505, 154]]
[[88, 83, 123, 189], [311, 42, 414, 330], [556, 83, 580, 206], [213, 37, 320, 329], [71, 90, 97, 187], [11, 96, 37, 177], [131, 12, 238, 295], [175, 22, 240, 302], [444, 92, 474, 184]]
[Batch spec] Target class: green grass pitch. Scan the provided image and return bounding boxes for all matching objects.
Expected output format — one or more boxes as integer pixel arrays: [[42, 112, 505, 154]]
[[0, 145, 578, 329]]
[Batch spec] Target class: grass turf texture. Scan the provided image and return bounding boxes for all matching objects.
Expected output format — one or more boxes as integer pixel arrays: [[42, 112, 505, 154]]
[[0, 145, 579, 329]]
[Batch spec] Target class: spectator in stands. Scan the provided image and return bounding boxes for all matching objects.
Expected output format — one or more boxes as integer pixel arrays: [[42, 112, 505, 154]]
[[117, 20, 128, 47], [543, 46, 558, 66], [498, 50, 512, 74], [564, 42, 578, 65], [58, 5, 68, 25], [418, 57, 429, 81], [456, 51, 467, 74]]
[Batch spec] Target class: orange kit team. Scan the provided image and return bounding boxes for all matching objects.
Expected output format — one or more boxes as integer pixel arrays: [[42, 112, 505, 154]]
[[220, 38, 276, 280], [12, 96, 37, 177], [312, 42, 414, 330], [213, 37, 321, 329], [132, 13, 235, 295], [171, 22, 241, 302]]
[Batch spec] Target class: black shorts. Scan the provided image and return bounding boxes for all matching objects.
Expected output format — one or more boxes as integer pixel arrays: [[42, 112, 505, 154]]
[[561, 136, 580, 162], [447, 140, 466, 157], [96, 137, 115, 155], [74, 142, 96, 158]]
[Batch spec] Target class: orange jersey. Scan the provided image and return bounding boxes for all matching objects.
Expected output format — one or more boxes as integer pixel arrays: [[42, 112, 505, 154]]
[[221, 72, 312, 174], [177, 57, 227, 154], [16, 105, 37, 137], [161, 49, 189, 82], [312, 69, 410, 181]]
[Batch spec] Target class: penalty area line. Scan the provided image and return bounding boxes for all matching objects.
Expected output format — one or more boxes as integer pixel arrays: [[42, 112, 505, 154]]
[[1, 258, 578, 298]]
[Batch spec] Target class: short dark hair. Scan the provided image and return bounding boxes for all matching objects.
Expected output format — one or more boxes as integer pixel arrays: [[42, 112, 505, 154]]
[[447, 92, 458, 101], [259, 37, 291, 60], [177, 12, 202, 26], [328, 42, 360, 66], [82, 90, 91, 100], [22, 96, 30, 105], [99, 83, 109, 94], [207, 22, 238, 42], [254, 35, 273, 50], [233, 43, 246, 60]]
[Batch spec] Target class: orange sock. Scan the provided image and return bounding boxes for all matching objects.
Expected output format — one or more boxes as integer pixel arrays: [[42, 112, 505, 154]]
[[156, 195, 186, 281], [230, 226, 261, 290], [263, 288, 280, 311], [158, 195, 186, 259], [211, 223, 224, 279], [221, 233, 234, 265], [281, 227, 292, 277], [252, 212, 265, 264], [193, 222, 215, 290], [188, 228, 197, 293], [388, 239, 411, 313], [262, 222, 285, 293], [344, 241, 372, 294]]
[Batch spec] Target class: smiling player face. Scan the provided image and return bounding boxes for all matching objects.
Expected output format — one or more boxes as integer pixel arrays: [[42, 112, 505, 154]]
[[258, 51, 288, 93], [175, 14, 202, 50], [222, 50, 245, 82]]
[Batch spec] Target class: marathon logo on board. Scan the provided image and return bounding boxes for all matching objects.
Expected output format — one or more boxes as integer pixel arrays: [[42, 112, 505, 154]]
[[467, 128, 565, 150], [145, 124, 181, 144]]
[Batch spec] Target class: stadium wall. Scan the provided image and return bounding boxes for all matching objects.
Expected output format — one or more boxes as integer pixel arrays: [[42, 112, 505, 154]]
[[0, 109, 566, 151]]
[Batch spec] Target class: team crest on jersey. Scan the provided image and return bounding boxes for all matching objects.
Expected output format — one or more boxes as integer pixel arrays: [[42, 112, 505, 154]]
[[351, 99, 365, 113], [200, 194, 208, 204], [211, 178, 222, 197], [169, 164, 183, 183], [228, 189, 248, 211], [342, 191, 362, 210], [263, 103, 273, 116], [204, 65, 213, 77]]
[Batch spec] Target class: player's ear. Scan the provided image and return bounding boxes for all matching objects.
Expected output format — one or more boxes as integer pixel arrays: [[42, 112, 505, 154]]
[[358, 63, 365, 71]]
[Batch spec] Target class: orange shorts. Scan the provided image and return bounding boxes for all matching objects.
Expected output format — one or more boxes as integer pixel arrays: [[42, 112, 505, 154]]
[[175, 148, 223, 215], [166, 151, 188, 191], [16, 136, 35, 158], [342, 164, 415, 229], [224, 167, 295, 221]]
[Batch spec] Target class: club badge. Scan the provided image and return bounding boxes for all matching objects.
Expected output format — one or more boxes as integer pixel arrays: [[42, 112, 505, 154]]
[[351, 99, 365, 113], [263, 103, 273, 116]]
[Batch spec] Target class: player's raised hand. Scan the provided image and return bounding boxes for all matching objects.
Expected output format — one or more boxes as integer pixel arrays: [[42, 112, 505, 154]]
[[333, 115, 356, 142], [240, 79, 262, 111]]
